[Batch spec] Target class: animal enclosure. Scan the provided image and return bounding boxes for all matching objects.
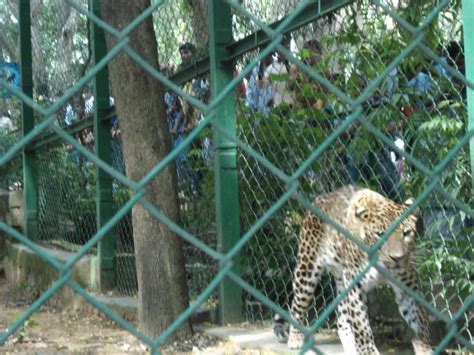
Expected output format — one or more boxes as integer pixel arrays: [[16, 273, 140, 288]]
[[0, 0, 473, 353]]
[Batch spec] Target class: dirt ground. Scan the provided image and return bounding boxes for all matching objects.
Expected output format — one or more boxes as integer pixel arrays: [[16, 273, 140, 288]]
[[0, 276, 259, 354], [2, 274, 468, 354]]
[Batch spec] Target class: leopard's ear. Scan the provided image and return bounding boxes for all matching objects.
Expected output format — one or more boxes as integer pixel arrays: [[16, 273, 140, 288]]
[[403, 198, 419, 215], [404, 198, 415, 206], [355, 206, 369, 220]]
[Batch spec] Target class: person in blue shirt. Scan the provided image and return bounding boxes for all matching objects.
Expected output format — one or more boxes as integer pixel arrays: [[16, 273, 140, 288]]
[[246, 52, 275, 115], [164, 43, 207, 195]]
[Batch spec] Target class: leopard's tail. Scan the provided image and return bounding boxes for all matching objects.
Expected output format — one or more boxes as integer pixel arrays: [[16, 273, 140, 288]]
[[273, 313, 289, 343]]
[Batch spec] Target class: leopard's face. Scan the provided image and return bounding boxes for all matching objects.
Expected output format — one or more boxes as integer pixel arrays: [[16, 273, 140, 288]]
[[352, 194, 419, 265]]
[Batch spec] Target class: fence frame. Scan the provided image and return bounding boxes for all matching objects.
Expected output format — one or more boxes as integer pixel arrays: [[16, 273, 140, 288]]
[[19, 0, 38, 241], [463, 0, 474, 192], [16, 0, 357, 302], [90, 0, 116, 290], [209, 0, 243, 323]]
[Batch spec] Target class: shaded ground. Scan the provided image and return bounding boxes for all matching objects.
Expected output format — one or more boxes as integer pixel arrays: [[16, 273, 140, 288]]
[[0, 276, 254, 354], [1, 274, 464, 354]]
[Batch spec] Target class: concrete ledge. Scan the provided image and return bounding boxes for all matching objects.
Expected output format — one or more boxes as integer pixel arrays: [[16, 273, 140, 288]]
[[2, 241, 98, 308], [3, 241, 95, 288], [1, 241, 215, 325], [199, 326, 419, 354]]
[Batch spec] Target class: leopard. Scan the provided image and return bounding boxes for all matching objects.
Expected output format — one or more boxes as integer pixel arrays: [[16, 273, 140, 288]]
[[273, 185, 433, 355]]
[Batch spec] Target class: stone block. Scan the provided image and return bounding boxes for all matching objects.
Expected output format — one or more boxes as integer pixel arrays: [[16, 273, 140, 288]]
[[9, 189, 23, 209], [0, 189, 9, 222], [9, 207, 24, 229], [5, 211, 11, 226]]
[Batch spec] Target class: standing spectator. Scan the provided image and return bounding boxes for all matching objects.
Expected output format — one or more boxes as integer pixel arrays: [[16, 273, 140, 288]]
[[178, 42, 210, 131], [246, 35, 296, 115], [342, 120, 403, 201], [294, 39, 334, 113], [72, 96, 94, 151], [0, 111, 18, 189], [260, 35, 295, 110], [246, 51, 274, 114], [65, 96, 94, 170], [0, 110, 16, 133], [165, 89, 190, 188], [234, 68, 247, 101], [164, 42, 210, 195], [302, 39, 322, 67]]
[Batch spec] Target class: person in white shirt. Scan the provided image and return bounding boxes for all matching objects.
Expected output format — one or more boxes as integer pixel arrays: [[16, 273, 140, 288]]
[[0, 113, 16, 133], [259, 35, 295, 110]]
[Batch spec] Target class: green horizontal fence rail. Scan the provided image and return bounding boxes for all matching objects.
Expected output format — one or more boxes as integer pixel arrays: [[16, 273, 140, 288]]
[[0, 0, 473, 354]]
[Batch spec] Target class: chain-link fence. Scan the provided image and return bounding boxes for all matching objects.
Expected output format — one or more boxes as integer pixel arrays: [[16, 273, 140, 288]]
[[1, 0, 473, 353], [0, 94, 22, 190], [0, 133, 22, 190], [235, 0, 473, 334]]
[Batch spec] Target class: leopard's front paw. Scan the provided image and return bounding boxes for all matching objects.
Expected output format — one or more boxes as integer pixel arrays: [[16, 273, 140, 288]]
[[288, 327, 304, 349]]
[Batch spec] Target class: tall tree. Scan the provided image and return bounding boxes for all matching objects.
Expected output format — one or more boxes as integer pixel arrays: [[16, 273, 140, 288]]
[[188, 0, 208, 55], [100, 0, 192, 341], [30, 0, 49, 96], [55, 0, 82, 94], [0, 0, 19, 61]]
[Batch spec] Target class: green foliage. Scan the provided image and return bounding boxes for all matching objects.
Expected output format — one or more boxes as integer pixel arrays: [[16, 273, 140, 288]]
[[0, 131, 22, 190], [406, 101, 470, 204], [419, 229, 474, 304], [153, 0, 194, 66], [37, 144, 97, 246]]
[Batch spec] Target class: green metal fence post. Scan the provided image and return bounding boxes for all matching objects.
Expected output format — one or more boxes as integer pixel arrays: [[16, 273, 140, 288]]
[[19, 0, 38, 240], [90, 0, 115, 290], [209, 0, 243, 323], [462, 0, 474, 192]]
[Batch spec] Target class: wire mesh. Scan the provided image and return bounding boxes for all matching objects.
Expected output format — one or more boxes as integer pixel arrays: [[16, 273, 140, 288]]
[[0, 0, 473, 353], [37, 141, 96, 247], [233, 0, 472, 350], [0, 133, 22, 190], [0, 95, 22, 190], [0, 0, 216, 298]]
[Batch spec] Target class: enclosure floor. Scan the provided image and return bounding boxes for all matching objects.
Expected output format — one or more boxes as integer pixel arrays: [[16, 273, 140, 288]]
[[200, 325, 416, 354], [201, 326, 344, 354]]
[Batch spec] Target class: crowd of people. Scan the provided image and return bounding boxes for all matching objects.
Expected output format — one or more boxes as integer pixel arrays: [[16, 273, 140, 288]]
[[243, 36, 466, 201], [60, 36, 465, 202]]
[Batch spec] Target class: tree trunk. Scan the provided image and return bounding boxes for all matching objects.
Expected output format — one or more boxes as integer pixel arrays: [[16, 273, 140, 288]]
[[55, 0, 80, 93], [100, 0, 192, 341], [31, 0, 49, 96], [188, 0, 208, 56], [1, 0, 20, 60]]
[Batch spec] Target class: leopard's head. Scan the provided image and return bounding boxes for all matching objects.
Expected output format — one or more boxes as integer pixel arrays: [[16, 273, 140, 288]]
[[353, 192, 420, 265]]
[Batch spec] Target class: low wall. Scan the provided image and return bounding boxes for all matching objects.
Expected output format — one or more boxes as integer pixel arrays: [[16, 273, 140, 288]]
[[0, 189, 104, 312], [0, 189, 214, 324]]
